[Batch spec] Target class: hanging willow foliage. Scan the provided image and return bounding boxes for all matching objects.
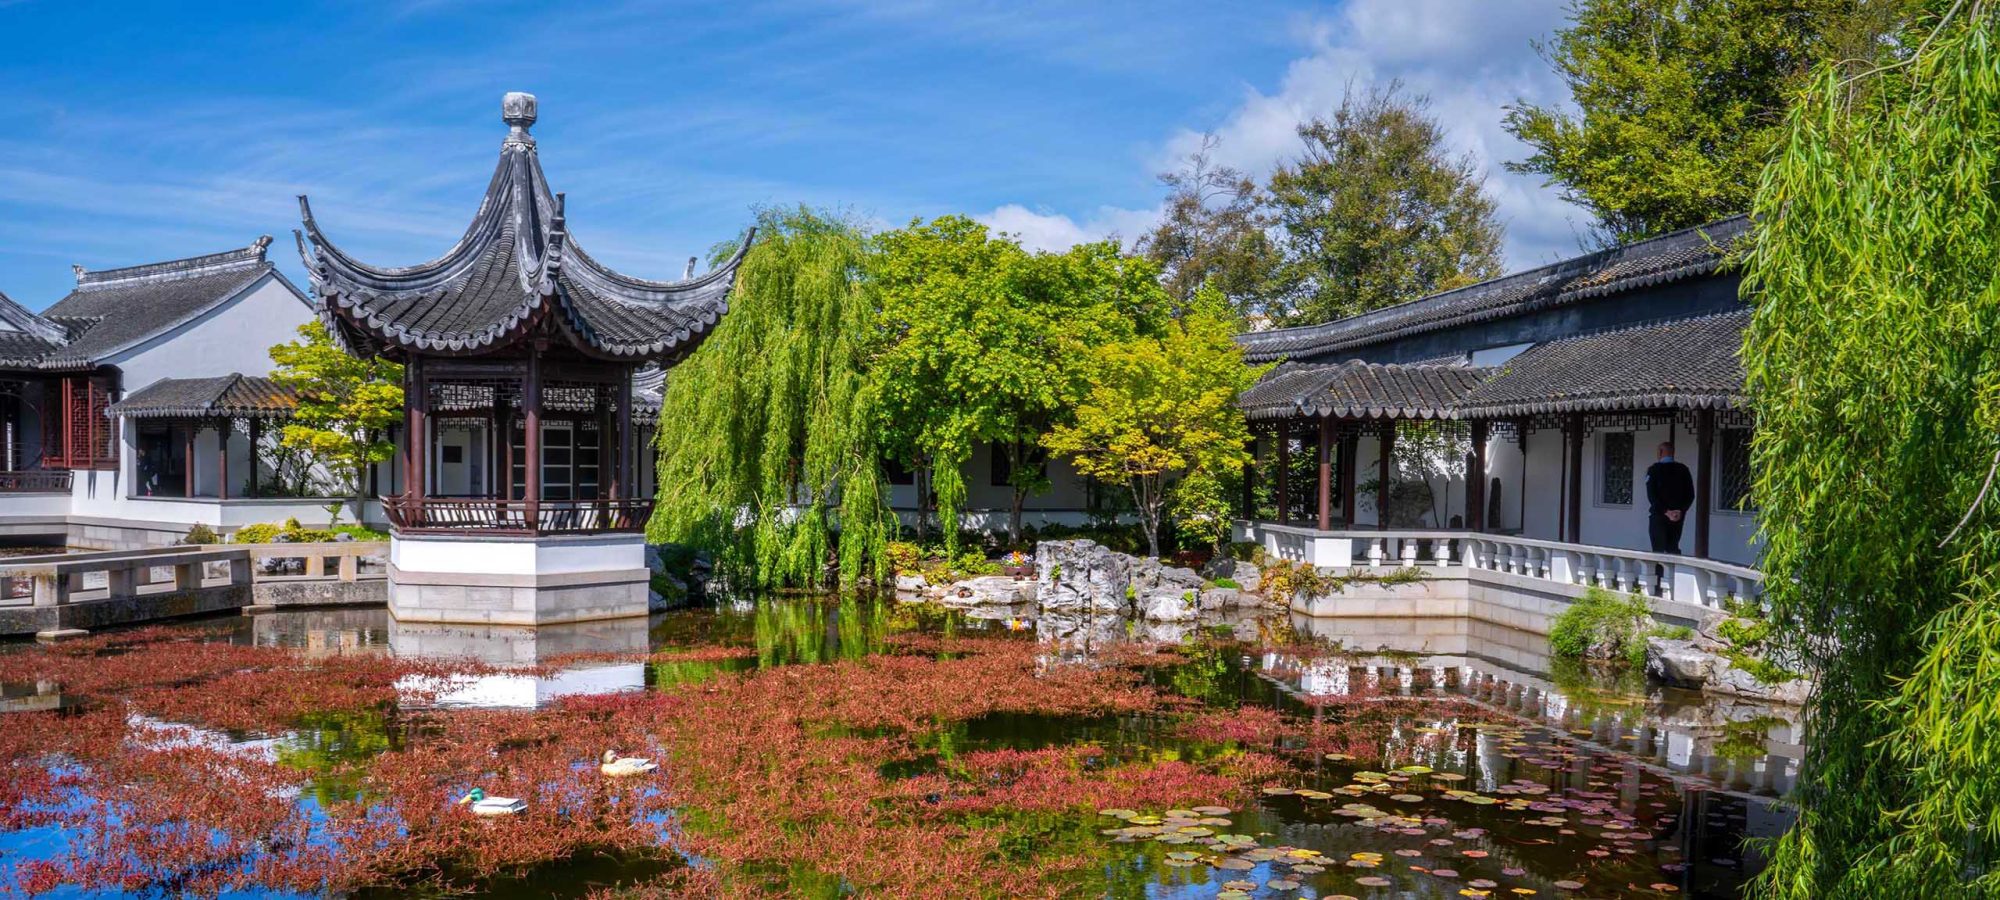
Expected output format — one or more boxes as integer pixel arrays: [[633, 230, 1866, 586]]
[[647, 207, 890, 589], [1744, 7, 2000, 896]]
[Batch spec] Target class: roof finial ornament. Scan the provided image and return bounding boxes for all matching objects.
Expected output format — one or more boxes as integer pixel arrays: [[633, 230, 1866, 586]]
[[71, 264, 86, 282], [684, 257, 697, 280], [502, 92, 538, 147]]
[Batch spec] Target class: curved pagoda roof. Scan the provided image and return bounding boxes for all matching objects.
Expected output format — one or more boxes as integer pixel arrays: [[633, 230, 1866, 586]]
[[296, 92, 751, 364]]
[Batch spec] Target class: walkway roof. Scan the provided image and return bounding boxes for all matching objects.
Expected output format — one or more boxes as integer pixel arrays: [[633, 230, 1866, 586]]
[[108, 374, 298, 419]]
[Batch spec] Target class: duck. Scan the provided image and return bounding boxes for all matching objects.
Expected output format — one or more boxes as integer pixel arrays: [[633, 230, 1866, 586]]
[[456, 787, 526, 816], [600, 749, 659, 777]]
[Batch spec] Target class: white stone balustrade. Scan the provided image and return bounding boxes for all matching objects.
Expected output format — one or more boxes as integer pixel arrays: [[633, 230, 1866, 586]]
[[1235, 520, 1762, 614]]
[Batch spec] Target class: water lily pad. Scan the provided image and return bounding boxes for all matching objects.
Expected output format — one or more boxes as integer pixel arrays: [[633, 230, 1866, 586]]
[[1398, 764, 1434, 774], [1267, 879, 1301, 890], [1553, 880, 1585, 890], [1098, 807, 1138, 818], [1192, 805, 1231, 815], [1214, 858, 1256, 871], [1356, 876, 1392, 887], [1391, 793, 1425, 802]]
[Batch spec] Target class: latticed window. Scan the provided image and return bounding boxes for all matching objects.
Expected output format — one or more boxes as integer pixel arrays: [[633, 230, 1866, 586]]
[[1600, 431, 1634, 505], [48, 375, 116, 470], [1719, 428, 1756, 511]]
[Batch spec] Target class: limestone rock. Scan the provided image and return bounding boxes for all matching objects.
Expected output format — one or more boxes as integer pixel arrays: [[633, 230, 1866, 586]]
[[1644, 638, 1717, 688], [894, 573, 929, 595], [1034, 540, 1133, 614], [942, 575, 1032, 607], [1137, 589, 1199, 622], [1708, 664, 1812, 706], [1131, 557, 1205, 594], [1200, 556, 1262, 593]]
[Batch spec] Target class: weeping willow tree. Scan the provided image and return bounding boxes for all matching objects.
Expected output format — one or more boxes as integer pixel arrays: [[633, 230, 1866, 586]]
[[647, 207, 891, 589], [1745, 7, 2000, 896]]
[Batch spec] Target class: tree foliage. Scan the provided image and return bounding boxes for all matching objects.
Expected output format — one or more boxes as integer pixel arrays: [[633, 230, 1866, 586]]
[[1136, 134, 1282, 321], [1042, 290, 1264, 559], [648, 207, 890, 590], [1743, 9, 2000, 896], [1266, 82, 1504, 326], [267, 323, 402, 522], [1506, 0, 1912, 244], [873, 216, 1169, 548]]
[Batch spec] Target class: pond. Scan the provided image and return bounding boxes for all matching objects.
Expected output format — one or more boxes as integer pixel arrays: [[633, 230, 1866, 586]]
[[0, 597, 1798, 898]]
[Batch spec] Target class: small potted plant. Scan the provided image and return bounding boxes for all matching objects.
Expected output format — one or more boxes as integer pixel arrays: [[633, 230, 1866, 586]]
[[1001, 550, 1035, 579]]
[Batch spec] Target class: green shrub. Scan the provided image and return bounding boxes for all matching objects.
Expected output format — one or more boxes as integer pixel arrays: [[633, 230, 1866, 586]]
[[1549, 587, 1652, 666], [1716, 616, 1772, 649], [232, 523, 281, 544], [1724, 648, 1798, 685], [1211, 577, 1241, 590], [1227, 541, 1259, 562], [183, 523, 219, 545], [884, 541, 922, 574], [332, 525, 390, 542]]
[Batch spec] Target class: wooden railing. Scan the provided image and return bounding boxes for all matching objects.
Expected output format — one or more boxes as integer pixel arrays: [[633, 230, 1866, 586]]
[[380, 494, 653, 535], [0, 470, 72, 493]]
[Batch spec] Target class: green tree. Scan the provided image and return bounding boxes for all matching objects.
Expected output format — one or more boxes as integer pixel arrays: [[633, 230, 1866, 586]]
[[1136, 133, 1282, 321], [1506, 0, 1911, 244], [648, 207, 890, 590], [873, 216, 1168, 548], [1266, 82, 1504, 326], [266, 323, 402, 526], [1743, 9, 2000, 896], [1042, 290, 1266, 559]]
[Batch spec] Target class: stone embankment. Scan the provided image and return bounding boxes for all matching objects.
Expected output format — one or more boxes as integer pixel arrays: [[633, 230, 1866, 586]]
[[894, 539, 1265, 622]]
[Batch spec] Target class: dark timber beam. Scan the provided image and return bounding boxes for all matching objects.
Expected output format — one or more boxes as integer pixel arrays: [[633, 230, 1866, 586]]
[[1469, 419, 1488, 531], [217, 418, 229, 501], [1241, 433, 1256, 518], [524, 347, 543, 525], [1340, 425, 1358, 527], [1695, 408, 1715, 559], [1317, 417, 1334, 531], [1565, 414, 1584, 544], [1275, 421, 1292, 525], [248, 418, 260, 497], [1377, 421, 1395, 531]]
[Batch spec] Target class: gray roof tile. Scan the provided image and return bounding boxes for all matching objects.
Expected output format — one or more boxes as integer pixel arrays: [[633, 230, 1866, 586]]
[[1452, 309, 1748, 417], [1239, 216, 1747, 364], [299, 94, 746, 362], [1240, 361, 1493, 421], [108, 373, 299, 419]]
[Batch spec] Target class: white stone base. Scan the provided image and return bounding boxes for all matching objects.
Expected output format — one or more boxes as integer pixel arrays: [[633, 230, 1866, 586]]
[[387, 532, 649, 626]]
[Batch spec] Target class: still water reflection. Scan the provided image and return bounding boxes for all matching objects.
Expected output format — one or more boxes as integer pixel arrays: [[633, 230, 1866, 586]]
[[5, 598, 1800, 898]]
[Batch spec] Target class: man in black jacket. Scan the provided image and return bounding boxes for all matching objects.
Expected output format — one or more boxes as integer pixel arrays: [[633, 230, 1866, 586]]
[[1646, 441, 1696, 558]]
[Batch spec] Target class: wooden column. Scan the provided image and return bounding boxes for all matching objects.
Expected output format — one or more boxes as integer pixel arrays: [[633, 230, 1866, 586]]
[[248, 418, 261, 496], [1469, 419, 1488, 531], [1339, 426, 1358, 527], [1316, 417, 1334, 531], [1516, 418, 1530, 532], [1240, 433, 1257, 518], [183, 420, 195, 498], [1694, 409, 1715, 559], [216, 419, 229, 501], [402, 357, 423, 499], [613, 373, 633, 502], [1274, 422, 1292, 525], [524, 348, 543, 527], [1376, 421, 1395, 530], [1565, 414, 1584, 544]]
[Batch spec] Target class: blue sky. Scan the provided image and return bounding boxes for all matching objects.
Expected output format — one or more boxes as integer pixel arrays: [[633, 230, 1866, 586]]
[[0, 0, 1582, 309]]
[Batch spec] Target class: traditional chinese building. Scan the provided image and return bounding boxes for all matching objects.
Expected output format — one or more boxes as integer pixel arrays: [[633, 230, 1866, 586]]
[[296, 92, 747, 625], [1232, 217, 1763, 617]]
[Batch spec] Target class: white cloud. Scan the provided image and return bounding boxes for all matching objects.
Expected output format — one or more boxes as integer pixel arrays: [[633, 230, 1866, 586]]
[[987, 0, 1586, 268], [978, 203, 1162, 254], [1160, 0, 1583, 266]]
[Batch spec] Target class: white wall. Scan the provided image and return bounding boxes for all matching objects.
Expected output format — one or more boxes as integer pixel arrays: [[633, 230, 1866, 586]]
[[110, 272, 314, 392], [1507, 422, 1760, 567]]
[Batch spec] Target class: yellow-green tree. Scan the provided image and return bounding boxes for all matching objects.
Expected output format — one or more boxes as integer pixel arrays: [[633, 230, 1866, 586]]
[[1042, 291, 1265, 558], [267, 323, 402, 525]]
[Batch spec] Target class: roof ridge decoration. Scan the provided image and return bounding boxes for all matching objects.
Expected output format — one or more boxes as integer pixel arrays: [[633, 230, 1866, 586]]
[[297, 92, 753, 362], [73, 236, 273, 288], [0, 289, 69, 345], [1239, 214, 1749, 364]]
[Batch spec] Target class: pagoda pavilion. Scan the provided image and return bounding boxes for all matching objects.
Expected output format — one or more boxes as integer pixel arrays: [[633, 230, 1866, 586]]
[[296, 92, 747, 625]]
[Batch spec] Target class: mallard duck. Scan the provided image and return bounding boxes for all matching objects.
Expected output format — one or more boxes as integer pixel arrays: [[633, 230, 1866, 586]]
[[600, 749, 659, 777], [456, 787, 526, 816]]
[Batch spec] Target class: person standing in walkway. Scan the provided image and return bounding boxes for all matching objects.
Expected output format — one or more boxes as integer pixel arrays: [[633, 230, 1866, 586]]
[[1646, 441, 1696, 573]]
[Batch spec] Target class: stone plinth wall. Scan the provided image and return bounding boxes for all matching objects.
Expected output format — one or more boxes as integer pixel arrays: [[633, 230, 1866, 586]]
[[387, 533, 649, 626], [254, 580, 386, 607], [1290, 566, 1711, 636]]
